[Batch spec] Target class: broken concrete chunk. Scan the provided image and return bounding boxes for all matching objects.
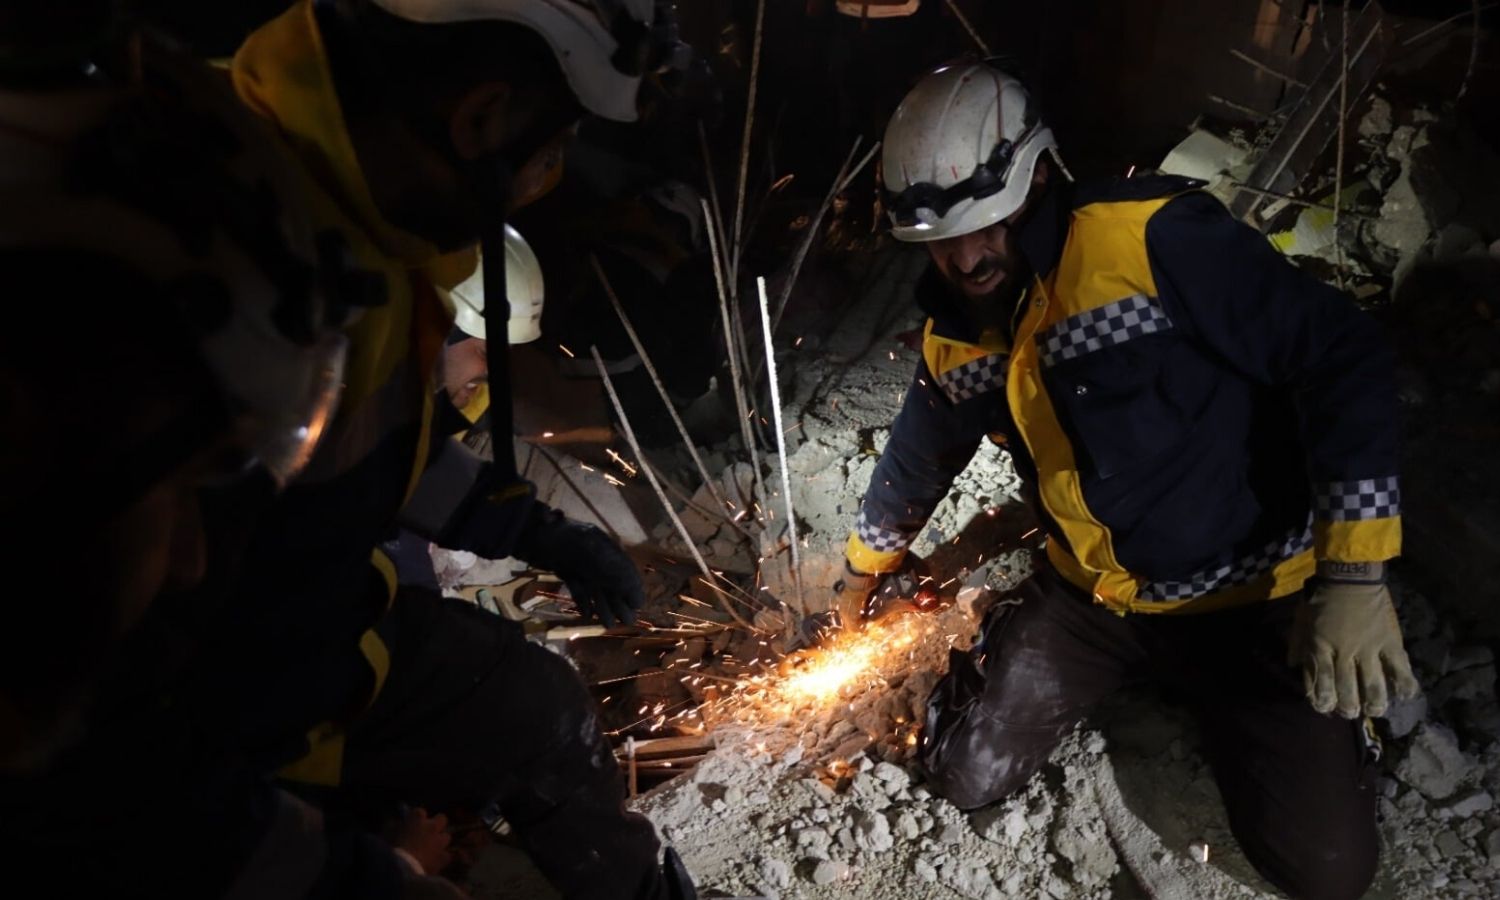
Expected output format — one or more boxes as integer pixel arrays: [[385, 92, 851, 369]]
[[852, 806, 894, 852], [1485, 828, 1500, 861], [1158, 130, 1249, 184], [1004, 809, 1028, 846], [1358, 96, 1394, 139], [1396, 723, 1474, 800], [872, 760, 910, 791], [807, 858, 848, 885], [1051, 797, 1118, 887], [1436, 790, 1494, 820], [893, 810, 921, 840], [913, 856, 938, 883], [1435, 829, 1469, 859], [758, 857, 792, 889], [1384, 693, 1428, 739], [800, 777, 835, 803], [851, 772, 891, 809], [795, 827, 831, 853]]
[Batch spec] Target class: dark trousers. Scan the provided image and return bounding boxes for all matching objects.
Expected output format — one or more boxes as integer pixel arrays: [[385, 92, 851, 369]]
[[338, 590, 664, 900], [920, 567, 1378, 900]]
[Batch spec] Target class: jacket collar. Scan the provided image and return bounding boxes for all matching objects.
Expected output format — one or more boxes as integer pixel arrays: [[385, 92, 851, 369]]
[[230, 0, 474, 286], [1017, 177, 1072, 284]]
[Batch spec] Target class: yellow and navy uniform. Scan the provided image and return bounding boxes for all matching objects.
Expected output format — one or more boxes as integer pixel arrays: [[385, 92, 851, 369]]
[[847, 175, 1401, 614]]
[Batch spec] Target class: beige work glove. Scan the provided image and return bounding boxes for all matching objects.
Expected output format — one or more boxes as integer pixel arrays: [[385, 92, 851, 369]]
[[833, 563, 884, 630], [1288, 562, 1420, 719]]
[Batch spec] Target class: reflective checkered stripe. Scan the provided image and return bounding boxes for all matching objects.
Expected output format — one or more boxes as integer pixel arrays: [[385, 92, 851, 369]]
[[1315, 477, 1400, 521], [856, 509, 914, 553], [1037, 293, 1172, 367], [934, 352, 1008, 404], [1138, 521, 1313, 601]]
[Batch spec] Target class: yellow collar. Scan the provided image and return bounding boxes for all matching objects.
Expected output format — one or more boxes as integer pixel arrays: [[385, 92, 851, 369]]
[[230, 0, 474, 287]]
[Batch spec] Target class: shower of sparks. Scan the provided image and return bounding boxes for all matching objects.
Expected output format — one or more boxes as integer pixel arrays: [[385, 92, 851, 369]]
[[605, 448, 638, 477], [676, 611, 947, 730]]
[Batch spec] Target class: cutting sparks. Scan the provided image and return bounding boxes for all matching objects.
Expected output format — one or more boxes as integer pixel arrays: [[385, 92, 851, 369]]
[[693, 612, 940, 727]]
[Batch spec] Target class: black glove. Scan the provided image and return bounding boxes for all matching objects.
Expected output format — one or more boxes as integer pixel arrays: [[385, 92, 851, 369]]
[[514, 504, 645, 627]]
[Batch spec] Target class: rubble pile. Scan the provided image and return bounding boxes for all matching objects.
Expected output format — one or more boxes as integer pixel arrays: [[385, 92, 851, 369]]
[[630, 571, 1500, 900], [636, 729, 1128, 900]]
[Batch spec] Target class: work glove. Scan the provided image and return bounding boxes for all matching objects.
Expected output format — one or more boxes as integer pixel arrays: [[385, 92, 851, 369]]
[[1288, 562, 1420, 719], [833, 562, 885, 630], [515, 504, 645, 627]]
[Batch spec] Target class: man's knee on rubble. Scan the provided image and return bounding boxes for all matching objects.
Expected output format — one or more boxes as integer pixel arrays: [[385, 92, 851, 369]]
[[916, 575, 1126, 811]]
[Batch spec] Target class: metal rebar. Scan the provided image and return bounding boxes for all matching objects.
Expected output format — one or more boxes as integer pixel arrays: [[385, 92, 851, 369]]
[[1228, 47, 1309, 88], [943, 0, 991, 55], [768, 137, 879, 335], [730, 0, 766, 281], [593, 346, 759, 633], [591, 255, 752, 542], [703, 197, 767, 507], [1332, 1, 1350, 290], [755, 277, 804, 615]]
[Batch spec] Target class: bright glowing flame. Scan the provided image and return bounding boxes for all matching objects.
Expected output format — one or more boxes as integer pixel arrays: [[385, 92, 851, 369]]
[[693, 612, 941, 729], [780, 643, 879, 703]]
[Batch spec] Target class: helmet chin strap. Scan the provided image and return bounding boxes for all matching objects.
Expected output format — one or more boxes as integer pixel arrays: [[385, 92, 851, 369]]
[[476, 153, 519, 483]]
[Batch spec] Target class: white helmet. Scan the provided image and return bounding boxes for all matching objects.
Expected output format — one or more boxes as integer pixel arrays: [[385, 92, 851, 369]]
[[882, 61, 1057, 242], [367, 0, 667, 122], [0, 42, 351, 489], [449, 224, 545, 343]]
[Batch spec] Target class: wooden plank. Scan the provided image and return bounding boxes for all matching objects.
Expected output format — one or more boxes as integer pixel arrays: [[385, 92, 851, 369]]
[[615, 734, 717, 760]]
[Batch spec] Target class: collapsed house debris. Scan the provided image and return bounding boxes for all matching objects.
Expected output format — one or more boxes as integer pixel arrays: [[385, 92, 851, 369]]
[[32, 1, 1488, 900], [434, 7, 1500, 889]]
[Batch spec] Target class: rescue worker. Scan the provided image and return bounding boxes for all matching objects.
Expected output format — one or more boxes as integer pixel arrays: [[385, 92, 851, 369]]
[[213, 0, 690, 896], [441, 224, 545, 416], [834, 61, 1418, 900], [0, 32, 350, 775], [385, 224, 544, 590], [0, 27, 467, 897], [5, 2, 697, 898]]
